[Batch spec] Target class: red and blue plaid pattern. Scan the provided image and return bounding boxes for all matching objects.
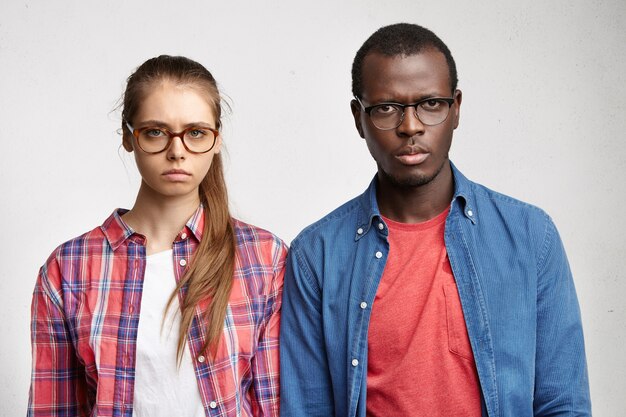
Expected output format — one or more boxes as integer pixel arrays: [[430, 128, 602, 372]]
[[29, 206, 286, 416]]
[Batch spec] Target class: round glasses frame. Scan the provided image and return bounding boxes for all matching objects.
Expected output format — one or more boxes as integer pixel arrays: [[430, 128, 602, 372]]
[[355, 96, 456, 130], [125, 122, 219, 154]]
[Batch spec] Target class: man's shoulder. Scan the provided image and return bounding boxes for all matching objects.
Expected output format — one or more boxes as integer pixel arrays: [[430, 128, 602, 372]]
[[471, 180, 547, 215], [451, 161, 542, 213], [291, 194, 364, 248], [461, 176, 554, 237], [456, 173, 566, 274]]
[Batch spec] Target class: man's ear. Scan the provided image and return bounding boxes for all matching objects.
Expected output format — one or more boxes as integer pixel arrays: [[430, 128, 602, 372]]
[[350, 99, 365, 138], [452, 89, 462, 129]]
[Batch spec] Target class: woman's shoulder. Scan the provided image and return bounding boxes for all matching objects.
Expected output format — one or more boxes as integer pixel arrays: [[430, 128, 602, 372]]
[[47, 226, 107, 262], [231, 218, 288, 267], [37, 222, 110, 295], [232, 218, 287, 249], [43, 210, 124, 269]]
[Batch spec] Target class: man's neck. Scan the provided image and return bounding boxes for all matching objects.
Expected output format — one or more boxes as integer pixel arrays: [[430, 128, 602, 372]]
[[376, 162, 454, 224]]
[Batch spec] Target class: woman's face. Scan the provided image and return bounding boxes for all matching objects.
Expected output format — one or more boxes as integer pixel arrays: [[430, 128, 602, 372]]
[[128, 80, 221, 202]]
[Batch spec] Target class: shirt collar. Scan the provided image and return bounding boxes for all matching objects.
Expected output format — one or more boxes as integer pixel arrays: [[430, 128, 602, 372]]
[[449, 161, 471, 202], [184, 204, 205, 241], [449, 161, 477, 224], [354, 176, 383, 240], [100, 205, 205, 251], [355, 161, 476, 239]]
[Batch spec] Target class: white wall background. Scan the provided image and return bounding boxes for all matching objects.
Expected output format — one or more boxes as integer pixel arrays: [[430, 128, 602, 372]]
[[1, 1, 624, 415]]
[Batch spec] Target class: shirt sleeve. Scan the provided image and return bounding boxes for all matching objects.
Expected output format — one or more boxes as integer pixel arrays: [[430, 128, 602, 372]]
[[533, 217, 591, 416], [249, 240, 287, 417], [279, 241, 335, 417], [28, 257, 91, 417]]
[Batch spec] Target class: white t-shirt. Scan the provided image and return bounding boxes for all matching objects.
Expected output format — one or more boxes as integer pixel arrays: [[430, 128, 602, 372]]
[[133, 249, 205, 417]]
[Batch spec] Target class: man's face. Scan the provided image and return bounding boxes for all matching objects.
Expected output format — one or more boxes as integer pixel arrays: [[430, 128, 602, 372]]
[[351, 49, 462, 189]]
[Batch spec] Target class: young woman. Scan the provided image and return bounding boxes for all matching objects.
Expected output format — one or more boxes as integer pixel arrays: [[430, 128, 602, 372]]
[[28, 56, 287, 417]]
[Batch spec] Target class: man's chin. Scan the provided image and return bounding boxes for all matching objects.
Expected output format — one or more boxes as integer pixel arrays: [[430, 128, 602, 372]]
[[379, 169, 438, 189], [379, 159, 448, 189], [393, 175, 435, 188]]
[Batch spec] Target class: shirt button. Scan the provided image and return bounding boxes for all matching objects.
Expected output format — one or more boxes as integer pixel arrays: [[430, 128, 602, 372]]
[[375, 251, 382, 259], [197, 355, 206, 363], [351, 359, 359, 367], [357, 227, 364, 235], [179, 259, 187, 267], [467, 210, 473, 217], [209, 401, 217, 409], [181, 232, 187, 240], [378, 223, 384, 230], [360, 302, 367, 309]]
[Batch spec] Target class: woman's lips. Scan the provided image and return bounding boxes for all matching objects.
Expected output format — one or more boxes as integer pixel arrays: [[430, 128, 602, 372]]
[[162, 169, 191, 181]]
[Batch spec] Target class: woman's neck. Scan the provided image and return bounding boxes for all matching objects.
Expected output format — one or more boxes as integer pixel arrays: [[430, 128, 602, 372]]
[[122, 182, 201, 255]]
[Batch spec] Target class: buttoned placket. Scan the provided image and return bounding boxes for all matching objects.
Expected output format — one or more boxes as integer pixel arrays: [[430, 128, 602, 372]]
[[172, 236, 224, 415], [348, 218, 389, 417], [445, 201, 498, 417], [117, 236, 147, 416]]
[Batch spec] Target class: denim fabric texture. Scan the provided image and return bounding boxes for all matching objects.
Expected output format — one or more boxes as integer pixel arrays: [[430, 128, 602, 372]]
[[280, 162, 590, 417]]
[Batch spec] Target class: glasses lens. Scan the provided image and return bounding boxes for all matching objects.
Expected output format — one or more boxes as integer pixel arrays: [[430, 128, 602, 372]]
[[416, 100, 451, 126], [138, 128, 170, 152], [183, 128, 216, 153], [370, 104, 403, 130]]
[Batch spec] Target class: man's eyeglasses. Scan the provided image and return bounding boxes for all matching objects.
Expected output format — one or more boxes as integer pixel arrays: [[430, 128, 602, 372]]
[[355, 96, 455, 130], [125, 122, 218, 154]]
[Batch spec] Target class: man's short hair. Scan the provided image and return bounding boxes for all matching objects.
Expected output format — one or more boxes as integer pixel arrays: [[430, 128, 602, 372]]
[[351, 23, 458, 98]]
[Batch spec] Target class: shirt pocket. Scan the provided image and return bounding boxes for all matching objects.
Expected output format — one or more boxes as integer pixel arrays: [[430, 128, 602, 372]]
[[443, 283, 474, 361]]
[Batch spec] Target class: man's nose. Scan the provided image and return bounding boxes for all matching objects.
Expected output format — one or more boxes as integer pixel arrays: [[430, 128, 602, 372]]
[[396, 106, 425, 137]]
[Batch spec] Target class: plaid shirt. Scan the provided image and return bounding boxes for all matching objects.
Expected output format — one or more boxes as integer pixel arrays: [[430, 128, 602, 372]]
[[28, 206, 287, 417]]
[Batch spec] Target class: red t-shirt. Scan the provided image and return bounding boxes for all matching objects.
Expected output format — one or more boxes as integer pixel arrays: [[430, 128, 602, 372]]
[[366, 208, 481, 416]]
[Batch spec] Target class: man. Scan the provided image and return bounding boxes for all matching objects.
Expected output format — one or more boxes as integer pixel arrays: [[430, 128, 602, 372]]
[[279, 23, 591, 416]]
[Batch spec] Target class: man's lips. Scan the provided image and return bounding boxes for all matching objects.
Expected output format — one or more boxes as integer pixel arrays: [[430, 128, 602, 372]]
[[395, 146, 429, 165]]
